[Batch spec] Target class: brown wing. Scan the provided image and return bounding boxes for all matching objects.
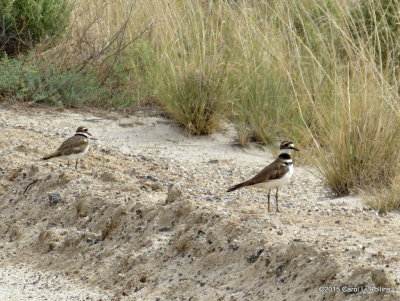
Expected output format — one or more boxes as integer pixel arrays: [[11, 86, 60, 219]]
[[227, 159, 289, 192], [56, 135, 88, 155], [245, 161, 289, 185], [43, 135, 88, 160]]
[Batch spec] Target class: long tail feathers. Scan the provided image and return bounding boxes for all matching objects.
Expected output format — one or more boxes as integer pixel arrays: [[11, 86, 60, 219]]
[[42, 153, 58, 160], [227, 181, 248, 192]]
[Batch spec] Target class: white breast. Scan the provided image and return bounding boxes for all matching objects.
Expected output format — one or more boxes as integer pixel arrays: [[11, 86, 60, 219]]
[[62, 145, 89, 161]]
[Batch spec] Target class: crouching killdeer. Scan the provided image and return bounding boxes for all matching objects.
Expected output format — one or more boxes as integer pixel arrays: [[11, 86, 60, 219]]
[[42, 126, 92, 171], [227, 141, 299, 212]]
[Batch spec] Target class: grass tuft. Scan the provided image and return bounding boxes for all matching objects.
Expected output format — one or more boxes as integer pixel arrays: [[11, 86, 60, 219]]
[[158, 69, 226, 135], [234, 71, 296, 145], [367, 178, 400, 213], [314, 105, 400, 195]]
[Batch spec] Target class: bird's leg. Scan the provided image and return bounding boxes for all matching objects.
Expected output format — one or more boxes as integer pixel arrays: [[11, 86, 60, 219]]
[[75, 159, 78, 171], [67, 161, 70, 167], [267, 189, 271, 212], [275, 188, 279, 212]]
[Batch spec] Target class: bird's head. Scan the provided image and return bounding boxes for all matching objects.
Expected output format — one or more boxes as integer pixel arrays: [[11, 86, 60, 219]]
[[279, 141, 299, 154]]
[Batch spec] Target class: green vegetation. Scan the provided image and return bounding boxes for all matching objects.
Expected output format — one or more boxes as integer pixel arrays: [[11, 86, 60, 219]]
[[351, 0, 400, 67], [313, 89, 400, 195], [1, 0, 399, 210], [233, 70, 295, 145], [157, 69, 226, 135], [0, 0, 72, 56], [0, 56, 119, 107]]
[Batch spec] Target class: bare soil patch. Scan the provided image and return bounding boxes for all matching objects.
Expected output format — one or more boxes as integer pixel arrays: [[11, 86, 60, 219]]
[[0, 104, 399, 300]]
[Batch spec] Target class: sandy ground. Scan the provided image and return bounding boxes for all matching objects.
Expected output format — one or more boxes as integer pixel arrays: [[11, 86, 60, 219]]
[[0, 264, 114, 300], [1, 103, 400, 300]]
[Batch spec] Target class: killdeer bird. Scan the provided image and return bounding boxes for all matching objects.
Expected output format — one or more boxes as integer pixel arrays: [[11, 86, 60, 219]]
[[227, 141, 299, 212], [42, 126, 92, 171]]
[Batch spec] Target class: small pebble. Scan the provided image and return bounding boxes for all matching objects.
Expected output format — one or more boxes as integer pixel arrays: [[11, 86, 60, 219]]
[[48, 193, 62, 205]]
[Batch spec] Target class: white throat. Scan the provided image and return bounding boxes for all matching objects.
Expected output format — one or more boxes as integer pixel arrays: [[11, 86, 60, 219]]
[[280, 149, 293, 155]]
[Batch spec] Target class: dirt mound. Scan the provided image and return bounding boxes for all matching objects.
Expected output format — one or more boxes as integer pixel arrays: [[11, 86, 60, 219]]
[[1, 111, 400, 300]]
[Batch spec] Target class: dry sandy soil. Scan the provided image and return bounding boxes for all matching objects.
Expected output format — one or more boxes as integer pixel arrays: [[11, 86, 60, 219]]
[[0, 103, 400, 301]]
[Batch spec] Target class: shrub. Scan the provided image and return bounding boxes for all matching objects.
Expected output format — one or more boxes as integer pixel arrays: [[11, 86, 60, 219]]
[[0, 0, 71, 56], [0, 56, 109, 107]]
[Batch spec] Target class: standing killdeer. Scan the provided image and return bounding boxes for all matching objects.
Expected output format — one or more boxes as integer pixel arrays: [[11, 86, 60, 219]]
[[42, 126, 92, 171], [227, 141, 299, 212]]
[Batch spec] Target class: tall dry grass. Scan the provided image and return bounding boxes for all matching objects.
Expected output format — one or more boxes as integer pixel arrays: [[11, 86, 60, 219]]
[[272, 0, 400, 196], [44, 0, 400, 208]]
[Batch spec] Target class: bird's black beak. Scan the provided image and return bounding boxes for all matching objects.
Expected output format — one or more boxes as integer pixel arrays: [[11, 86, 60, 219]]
[[87, 132, 93, 136], [291, 147, 299, 151]]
